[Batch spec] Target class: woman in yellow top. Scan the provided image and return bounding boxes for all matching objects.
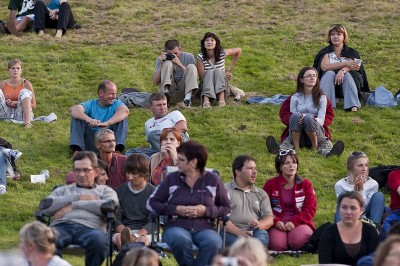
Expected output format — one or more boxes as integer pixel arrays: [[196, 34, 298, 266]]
[[0, 58, 36, 128]]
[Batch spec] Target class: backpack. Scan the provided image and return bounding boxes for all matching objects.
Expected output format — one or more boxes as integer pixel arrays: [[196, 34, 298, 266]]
[[301, 222, 331, 253], [369, 165, 400, 188], [366, 86, 398, 107]]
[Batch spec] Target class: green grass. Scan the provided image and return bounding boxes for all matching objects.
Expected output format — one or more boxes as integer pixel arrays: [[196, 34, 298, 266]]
[[0, 0, 399, 265]]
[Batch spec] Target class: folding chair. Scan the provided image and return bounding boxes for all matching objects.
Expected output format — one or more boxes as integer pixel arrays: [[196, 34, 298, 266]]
[[35, 197, 117, 266], [149, 166, 229, 255]]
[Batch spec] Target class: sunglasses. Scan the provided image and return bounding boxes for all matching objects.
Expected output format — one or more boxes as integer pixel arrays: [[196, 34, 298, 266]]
[[350, 151, 366, 157], [279, 149, 296, 156], [330, 24, 345, 31]]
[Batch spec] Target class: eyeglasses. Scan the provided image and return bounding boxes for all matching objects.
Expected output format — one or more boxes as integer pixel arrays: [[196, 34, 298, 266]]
[[279, 149, 296, 156], [303, 74, 318, 78], [73, 168, 94, 174], [350, 151, 366, 157], [99, 139, 116, 144]]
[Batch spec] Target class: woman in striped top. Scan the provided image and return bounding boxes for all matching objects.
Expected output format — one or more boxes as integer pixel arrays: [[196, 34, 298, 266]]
[[196, 32, 242, 108]]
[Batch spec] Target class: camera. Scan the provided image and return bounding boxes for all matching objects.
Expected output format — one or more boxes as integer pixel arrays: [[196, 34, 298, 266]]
[[165, 53, 175, 60], [221, 257, 238, 266]]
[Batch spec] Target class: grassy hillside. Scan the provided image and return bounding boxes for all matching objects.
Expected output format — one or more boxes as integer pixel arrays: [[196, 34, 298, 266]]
[[0, 0, 399, 265]]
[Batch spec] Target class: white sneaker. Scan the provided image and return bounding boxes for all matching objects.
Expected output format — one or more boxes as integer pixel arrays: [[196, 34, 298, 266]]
[[2, 149, 22, 162], [0, 185, 6, 195]]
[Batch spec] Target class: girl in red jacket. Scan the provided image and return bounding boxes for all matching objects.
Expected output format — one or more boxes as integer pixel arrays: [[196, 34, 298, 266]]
[[263, 149, 317, 251]]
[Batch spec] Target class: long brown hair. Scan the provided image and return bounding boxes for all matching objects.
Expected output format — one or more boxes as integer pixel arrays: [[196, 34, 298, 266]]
[[296, 67, 323, 107]]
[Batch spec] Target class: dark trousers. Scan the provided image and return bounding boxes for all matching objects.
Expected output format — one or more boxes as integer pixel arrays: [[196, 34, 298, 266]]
[[34, 1, 75, 33]]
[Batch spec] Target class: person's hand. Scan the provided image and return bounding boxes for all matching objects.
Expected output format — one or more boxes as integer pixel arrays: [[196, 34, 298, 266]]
[[355, 175, 364, 191], [97, 121, 110, 128], [49, 10, 59, 20], [86, 118, 101, 127], [335, 70, 345, 85], [160, 144, 168, 157], [225, 70, 232, 80], [284, 221, 295, 231], [79, 194, 97, 200], [248, 219, 260, 229], [165, 143, 178, 161], [53, 204, 72, 219], [159, 52, 167, 63], [178, 205, 206, 218], [6, 99, 13, 107], [298, 113, 304, 126], [275, 221, 286, 231], [346, 59, 360, 71]]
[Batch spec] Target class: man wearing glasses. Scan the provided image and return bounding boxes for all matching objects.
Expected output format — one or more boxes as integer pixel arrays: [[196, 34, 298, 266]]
[[69, 80, 129, 155], [126, 92, 188, 158], [95, 129, 127, 189], [39, 151, 118, 266]]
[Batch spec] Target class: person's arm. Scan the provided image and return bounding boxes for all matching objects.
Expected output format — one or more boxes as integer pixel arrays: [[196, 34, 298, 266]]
[[174, 120, 187, 133], [318, 225, 335, 263], [71, 187, 118, 216], [24, 80, 36, 109], [320, 53, 352, 72], [225, 48, 242, 80], [365, 223, 380, 253], [40, 187, 80, 216], [290, 179, 317, 227], [147, 175, 176, 215], [205, 175, 231, 218], [196, 58, 205, 80], [315, 95, 327, 126], [98, 105, 129, 127], [226, 221, 250, 237]]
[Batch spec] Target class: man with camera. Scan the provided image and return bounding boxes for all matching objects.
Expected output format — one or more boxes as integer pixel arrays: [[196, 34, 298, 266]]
[[152, 39, 198, 107]]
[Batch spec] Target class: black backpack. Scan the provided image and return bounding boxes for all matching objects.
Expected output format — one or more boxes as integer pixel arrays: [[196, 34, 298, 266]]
[[369, 165, 400, 188]]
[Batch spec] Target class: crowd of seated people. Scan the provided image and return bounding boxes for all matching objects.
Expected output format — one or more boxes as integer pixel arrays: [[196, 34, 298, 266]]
[[3, 15, 399, 266]]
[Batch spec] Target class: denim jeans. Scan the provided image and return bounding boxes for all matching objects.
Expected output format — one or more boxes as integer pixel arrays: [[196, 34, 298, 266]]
[[224, 228, 269, 247], [334, 191, 386, 224], [53, 223, 108, 266], [69, 117, 128, 152], [0, 151, 7, 187], [162, 227, 222, 266]]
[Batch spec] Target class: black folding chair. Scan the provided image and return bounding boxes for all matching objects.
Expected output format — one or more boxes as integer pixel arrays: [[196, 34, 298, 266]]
[[35, 197, 117, 266]]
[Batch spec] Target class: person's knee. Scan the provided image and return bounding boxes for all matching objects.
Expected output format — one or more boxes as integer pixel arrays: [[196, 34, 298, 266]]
[[268, 239, 287, 251], [289, 112, 301, 123], [84, 231, 108, 250]]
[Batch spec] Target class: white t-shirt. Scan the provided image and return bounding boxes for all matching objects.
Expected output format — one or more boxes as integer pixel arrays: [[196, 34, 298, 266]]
[[145, 110, 186, 141]]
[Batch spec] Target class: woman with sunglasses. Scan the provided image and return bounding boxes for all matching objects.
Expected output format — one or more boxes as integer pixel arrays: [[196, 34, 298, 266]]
[[197, 32, 242, 108], [149, 127, 182, 186], [313, 24, 370, 112], [334, 152, 386, 226], [277, 66, 343, 156], [262, 149, 317, 251]]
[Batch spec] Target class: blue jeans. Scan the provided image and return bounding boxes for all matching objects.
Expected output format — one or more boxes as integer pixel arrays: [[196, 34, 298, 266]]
[[162, 227, 222, 266], [334, 192, 386, 224], [53, 223, 108, 266], [69, 117, 128, 152], [0, 151, 7, 187], [224, 229, 269, 247]]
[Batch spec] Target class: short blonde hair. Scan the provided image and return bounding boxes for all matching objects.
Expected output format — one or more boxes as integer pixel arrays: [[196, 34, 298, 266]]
[[228, 237, 269, 266], [122, 247, 159, 266], [19, 221, 56, 254]]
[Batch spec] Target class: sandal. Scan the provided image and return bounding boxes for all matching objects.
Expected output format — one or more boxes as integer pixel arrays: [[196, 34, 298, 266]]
[[24, 123, 32, 128], [218, 101, 226, 107], [203, 102, 211, 109], [13, 171, 21, 180]]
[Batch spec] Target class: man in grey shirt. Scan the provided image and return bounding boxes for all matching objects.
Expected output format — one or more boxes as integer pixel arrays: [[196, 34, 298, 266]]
[[39, 151, 118, 266], [152, 39, 198, 107], [224, 155, 273, 247]]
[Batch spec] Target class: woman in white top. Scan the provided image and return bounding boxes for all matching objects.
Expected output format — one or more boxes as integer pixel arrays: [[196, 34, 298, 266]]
[[19, 221, 71, 266], [196, 32, 241, 108], [334, 151, 386, 225], [313, 24, 370, 112], [283, 67, 327, 152]]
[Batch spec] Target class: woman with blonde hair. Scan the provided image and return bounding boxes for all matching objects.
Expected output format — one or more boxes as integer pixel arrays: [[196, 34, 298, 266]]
[[229, 237, 270, 266], [19, 221, 71, 266], [0, 58, 36, 128], [122, 247, 160, 266]]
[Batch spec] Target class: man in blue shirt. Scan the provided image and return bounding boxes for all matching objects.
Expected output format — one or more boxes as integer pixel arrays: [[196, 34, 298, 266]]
[[69, 80, 129, 154]]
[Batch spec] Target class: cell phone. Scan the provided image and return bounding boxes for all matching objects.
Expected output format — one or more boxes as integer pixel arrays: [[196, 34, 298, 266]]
[[221, 257, 238, 266]]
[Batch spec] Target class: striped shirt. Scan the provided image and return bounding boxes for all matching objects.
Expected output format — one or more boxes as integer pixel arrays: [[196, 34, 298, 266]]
[[197, 50, 226, 71]]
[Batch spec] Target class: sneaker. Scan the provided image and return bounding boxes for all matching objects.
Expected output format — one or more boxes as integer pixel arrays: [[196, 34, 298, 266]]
[[326, 140, 345, 157], [183, 99, 191, 107], [8, 150, 22, 162], [279, 139, 294, 150], [0, 185, 6, 195], [163, 89, 171, 105], [266, 136, 279, 154]]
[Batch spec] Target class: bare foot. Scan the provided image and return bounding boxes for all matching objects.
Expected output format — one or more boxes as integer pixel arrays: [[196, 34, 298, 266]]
[[38, 30, 45, 36], [351, 106, 358, 112], [55, 30, 63, 38], [24, 123, 32, 128]]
